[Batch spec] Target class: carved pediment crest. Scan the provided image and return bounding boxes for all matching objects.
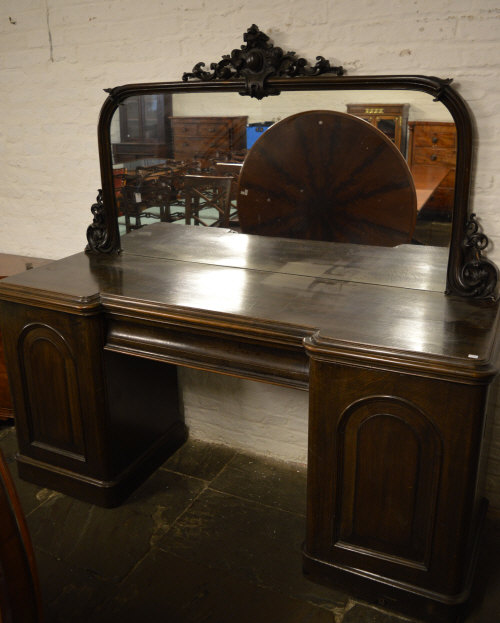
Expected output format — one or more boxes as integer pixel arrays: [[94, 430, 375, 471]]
[[182, 24, 344, 99]]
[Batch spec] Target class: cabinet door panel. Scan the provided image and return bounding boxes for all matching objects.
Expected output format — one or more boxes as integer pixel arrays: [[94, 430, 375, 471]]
[[336, 397, 441, 568], [19, 324, 85, 460], [306, 358, 488, 596]]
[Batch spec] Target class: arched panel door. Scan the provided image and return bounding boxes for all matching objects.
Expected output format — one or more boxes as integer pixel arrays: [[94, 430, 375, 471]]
[[336, 396, 442, 569], [18, 323, 86, 462]]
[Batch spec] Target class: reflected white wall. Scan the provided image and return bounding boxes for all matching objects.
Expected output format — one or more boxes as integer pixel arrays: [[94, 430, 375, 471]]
[[172, 89, 453, 124]]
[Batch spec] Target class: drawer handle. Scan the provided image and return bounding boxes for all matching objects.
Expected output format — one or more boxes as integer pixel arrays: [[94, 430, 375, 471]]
[[432, 136, 438, 144], [430, 154, 438, 161]]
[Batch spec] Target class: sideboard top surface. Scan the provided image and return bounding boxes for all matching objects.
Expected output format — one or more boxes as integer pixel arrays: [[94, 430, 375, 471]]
[[0, 225, 498, 374]]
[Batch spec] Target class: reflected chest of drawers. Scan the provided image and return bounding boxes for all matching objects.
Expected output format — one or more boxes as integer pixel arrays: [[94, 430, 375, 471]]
[[170, 116, 247, 165], [408, 121, 457, 218]]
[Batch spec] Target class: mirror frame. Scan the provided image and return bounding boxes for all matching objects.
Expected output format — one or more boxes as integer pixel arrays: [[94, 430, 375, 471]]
[[86, 25, 498, 299]]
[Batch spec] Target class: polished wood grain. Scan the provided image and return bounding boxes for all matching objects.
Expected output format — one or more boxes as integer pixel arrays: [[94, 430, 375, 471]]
[[121, 224, 449, 292], [0, 226, 495, 368], [237, 110, 417, 246]]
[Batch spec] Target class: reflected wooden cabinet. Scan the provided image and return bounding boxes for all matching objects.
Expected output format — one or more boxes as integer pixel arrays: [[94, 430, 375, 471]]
[[112, 94, 173, 164], [170, 116, 247, 165], [346, 104, 409, 156], [408, 121, 457, 218]]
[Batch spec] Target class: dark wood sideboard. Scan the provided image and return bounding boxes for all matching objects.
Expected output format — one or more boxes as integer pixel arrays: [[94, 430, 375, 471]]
[[0, 223, 497, 622]]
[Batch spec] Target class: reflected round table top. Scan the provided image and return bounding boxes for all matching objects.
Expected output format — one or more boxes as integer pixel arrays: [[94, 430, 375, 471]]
[[237, 110, 417, 247]]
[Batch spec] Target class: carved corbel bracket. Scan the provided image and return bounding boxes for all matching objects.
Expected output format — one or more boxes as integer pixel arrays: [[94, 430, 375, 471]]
[[459, 213, 498, 299], [86, 190, 109, 253], [182, 24, 344, 99]]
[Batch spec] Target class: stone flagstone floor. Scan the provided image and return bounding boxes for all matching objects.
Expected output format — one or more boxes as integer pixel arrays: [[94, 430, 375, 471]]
[[0, 423, 498, 623]]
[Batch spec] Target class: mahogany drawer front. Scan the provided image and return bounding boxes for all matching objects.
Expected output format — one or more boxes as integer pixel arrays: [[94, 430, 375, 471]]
[[171, 121, 232, 138], [174, 136, 228, 155], [412, 124, 456, 149], [198, 121, 232, 137], [412, 146, 456, 167]]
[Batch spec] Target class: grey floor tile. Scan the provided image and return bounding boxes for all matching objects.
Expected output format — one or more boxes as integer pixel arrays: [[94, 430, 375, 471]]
[[27, 494, 153, 581], [0, 425, 57, 515], [158, 488, 347, 610], [0, 427, 497, 623], [35, 548, 115, 623], [0, 424, 18, 460], [91, 547, 336, 623], [162, 438, 236, 480], [26, 469, 206, 580], [465, 515, 500, 622], [210, 452, 307, 514], [125, 462, 206, 517], [342, 603, 418, 622]]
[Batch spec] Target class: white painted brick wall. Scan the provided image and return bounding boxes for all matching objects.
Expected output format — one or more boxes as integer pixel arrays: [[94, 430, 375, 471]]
[[1, 0, 500, 507]]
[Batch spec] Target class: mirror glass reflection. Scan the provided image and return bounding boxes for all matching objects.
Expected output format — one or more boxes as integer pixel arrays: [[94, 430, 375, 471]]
[[109, 90, 455, 249]]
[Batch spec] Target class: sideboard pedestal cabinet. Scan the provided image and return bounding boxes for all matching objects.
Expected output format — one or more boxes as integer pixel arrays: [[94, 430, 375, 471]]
[[304, 340, 493, 622]]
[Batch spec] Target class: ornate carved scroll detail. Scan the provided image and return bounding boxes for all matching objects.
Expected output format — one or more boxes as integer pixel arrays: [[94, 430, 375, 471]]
[[460, 213, 498, 298], [86, 190, 108, 253], [182, 24, 344, 99]]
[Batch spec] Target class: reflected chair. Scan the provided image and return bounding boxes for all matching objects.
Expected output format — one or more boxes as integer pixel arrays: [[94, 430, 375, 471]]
[[140, 173, 179, 223], [214, 162, 243, 227], [0, 449, 43, 622], [120, 171, 178, 232], [183, 175, 233, 228]]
